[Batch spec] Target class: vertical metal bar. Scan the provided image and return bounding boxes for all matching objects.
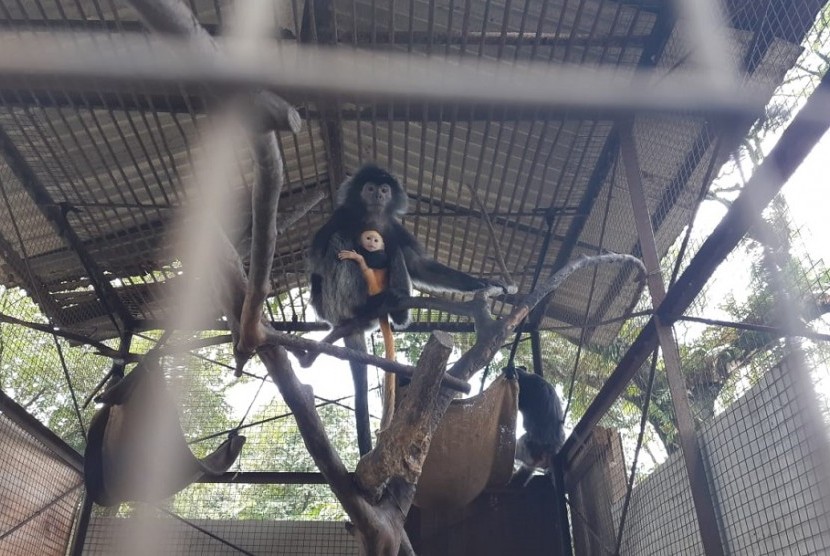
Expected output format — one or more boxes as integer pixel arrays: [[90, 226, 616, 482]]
[[530, 328, 543, 377], [553, 455, 574, 556], [619, 123, 724, 556], [69, 493, 94, 556]]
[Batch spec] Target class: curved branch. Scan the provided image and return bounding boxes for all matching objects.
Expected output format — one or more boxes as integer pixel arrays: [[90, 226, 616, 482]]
[[449, 253, 646, 381], [264, 328, 471, 394]]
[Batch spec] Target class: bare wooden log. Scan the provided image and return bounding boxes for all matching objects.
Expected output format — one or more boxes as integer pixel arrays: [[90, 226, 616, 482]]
[[210, 230, 248, 360], [259, 342, 417, 555], [237, 132, 284, 363], [355, 332, 454, 499], [258, 344, 361, 512]]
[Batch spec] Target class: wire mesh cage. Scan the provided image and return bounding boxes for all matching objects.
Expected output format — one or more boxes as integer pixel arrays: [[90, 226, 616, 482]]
[[1, 0, 830, 555]]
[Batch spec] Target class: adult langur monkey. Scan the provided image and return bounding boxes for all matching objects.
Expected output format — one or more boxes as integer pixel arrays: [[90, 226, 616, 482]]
[[308, 164, 507, 455]]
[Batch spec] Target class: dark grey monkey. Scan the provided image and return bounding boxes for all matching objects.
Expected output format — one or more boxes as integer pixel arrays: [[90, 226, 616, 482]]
[[308, 164, 502, 455]]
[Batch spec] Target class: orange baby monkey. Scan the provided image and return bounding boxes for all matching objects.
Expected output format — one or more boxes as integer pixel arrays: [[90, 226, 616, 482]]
[[338, 230, 396, 430]]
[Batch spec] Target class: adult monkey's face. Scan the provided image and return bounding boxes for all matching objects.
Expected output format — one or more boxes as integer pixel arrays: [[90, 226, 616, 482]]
[[361, 181, 393, 214]]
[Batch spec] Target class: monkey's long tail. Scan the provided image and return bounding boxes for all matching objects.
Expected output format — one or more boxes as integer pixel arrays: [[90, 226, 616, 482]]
[[378, 318, 396, 430]]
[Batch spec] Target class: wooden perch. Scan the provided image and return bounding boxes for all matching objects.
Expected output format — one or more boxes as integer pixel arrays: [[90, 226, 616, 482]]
[[277, 190, 326, 234], [259, 343, 417, 553], [127, 0, 311, 373], [238, 133, 284, 363], [446, 253, 647, 380], [211, 182, 644, 555], [355, 332, 454, 499]]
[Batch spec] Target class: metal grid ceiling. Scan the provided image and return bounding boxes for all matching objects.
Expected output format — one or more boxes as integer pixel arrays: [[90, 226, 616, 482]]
[[0, 0, 822, 345]]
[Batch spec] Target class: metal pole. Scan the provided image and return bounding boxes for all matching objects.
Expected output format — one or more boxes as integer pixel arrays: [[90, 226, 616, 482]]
[[530, 328, 544, 377], [69, 493, 94, 556], [553, 455, 574, 556], [619, 123, 724, 556]]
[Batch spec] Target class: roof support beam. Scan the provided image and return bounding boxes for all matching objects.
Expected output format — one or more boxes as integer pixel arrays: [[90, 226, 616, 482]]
[[619, 121, 725, 555], [0, 127, 135, 331], [584, 6, 786, 331], [303, 0, 347, 205], [0, 227, 66, 323], [525, 4, 674, 330]]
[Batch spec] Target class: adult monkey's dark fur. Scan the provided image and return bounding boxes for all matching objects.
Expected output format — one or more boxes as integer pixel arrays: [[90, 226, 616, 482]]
[[309, 164, 498, 455], [510, 366, 566, 487]]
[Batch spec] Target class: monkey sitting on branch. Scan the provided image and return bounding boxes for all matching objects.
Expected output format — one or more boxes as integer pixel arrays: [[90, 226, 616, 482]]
[[338, 229, 397, 431], [307, 164, 509, 455]]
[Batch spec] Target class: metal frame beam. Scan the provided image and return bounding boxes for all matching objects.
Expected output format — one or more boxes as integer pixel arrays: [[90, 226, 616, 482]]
[[0, 386, 83, 473], [0, 227, 67, 323], [583, 4, 787, 330], [561, 62, 830, 515], [620, 122, 724, 555], [0, 126, 135, 330], [526, 3, 674, 330]]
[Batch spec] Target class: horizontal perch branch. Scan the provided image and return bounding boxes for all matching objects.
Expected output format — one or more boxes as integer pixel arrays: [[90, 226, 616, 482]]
[[276, 190, 326, 235], [265, 329, 470, 394]]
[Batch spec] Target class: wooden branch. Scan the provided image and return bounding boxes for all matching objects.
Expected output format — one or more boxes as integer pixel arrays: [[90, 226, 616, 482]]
[[258, 344, 364, 515], [355, 332, 454, 499], [293, 288, 499, 369], [238, 133, 284, 361], [449, 253, 646, 381], [266, 328, 470, 394], [243, 92, 304, 134], [127, 0, 301, 133], [210, 230, 248, 359]]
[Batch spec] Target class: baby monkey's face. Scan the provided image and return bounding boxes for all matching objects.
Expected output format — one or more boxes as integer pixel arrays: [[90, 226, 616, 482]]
[[360, 231, 384, 252]]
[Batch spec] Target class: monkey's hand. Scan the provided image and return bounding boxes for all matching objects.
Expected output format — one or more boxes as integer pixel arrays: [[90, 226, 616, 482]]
[[337, 249, 363, 262], [481, 279, 517, 296]]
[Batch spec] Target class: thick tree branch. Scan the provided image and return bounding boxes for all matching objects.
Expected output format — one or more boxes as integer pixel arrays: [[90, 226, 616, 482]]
[[448, 253, 646, 381], [355, 332, 454, 499], [268, 329, 470, 394], [238, 133, 284, 361], [276, 190, 326, 235], [258, 344, 363, 513]]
